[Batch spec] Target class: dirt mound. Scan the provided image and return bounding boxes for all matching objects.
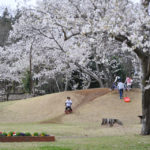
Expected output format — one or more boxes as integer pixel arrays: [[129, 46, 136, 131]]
[[0, 88, 141, 126], [42, 88, 110, 123]]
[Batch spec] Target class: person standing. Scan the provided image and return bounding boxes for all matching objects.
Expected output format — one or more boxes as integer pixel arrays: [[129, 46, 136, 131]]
[[125, 77, 133, 91], [117, 80, 124, 99]]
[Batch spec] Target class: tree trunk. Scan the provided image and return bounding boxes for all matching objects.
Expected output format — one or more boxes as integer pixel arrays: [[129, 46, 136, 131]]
[[6, 93, 9, 101], [54, 77, 60, 92], [29, 46, 33, 94], [141, 88, 150, 135], [95, 62, 104, 87], [65, 75, 69, 91], [140, 57, 150, 135], [98, 79, 104, 88]]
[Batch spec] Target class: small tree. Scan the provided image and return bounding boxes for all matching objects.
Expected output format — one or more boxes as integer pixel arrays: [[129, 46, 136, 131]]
[[22, 70, 32, 93]]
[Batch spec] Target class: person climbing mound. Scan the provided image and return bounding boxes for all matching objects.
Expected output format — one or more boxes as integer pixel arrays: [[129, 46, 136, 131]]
[[65, 97, 72, 114], [117, 80, 124, 99]]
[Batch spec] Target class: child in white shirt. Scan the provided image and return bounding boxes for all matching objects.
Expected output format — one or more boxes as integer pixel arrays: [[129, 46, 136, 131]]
[[65, 97, 72, 111]]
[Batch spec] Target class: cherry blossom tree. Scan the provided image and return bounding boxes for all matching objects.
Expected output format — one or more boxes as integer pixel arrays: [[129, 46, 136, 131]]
[[68, 0, 149, 134], [8, 0, 138, 90], [34, 0, 129, 88], [57, 0, 149, 134], [32, 0, 149, 135], [98, 0, 150, 135], [7, 0, 149, 134]]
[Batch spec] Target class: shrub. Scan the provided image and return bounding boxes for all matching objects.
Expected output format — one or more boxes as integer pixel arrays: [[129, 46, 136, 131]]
[[2, 132, 7, 136], [8, 131, 14, 136], [40, 132, 48, 136], [16, 132, 25, 136], [25, 132, 31, 136], [22, 70, 32, 93], [16, 132, 21, 136], [0, 131, 50, 137], [33, 132, 39, 136]]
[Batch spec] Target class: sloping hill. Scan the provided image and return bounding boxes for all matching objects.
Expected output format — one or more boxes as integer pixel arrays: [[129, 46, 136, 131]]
[[0, 88, 141, 126]]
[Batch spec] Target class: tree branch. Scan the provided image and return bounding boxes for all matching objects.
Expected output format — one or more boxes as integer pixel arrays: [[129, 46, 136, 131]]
[[55, 22, 80, 41], [32, 27, 53, 40], [114, 34, 147, 60]]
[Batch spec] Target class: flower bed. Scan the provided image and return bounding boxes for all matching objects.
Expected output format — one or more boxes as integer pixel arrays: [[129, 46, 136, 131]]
[[0, 131, 55, 142]]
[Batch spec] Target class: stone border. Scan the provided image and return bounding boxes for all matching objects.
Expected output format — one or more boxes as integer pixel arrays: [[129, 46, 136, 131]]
[[0, 136, 55, 142]]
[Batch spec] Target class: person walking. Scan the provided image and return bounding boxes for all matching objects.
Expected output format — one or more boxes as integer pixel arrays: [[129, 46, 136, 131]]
[[117, 80, 124, 99]]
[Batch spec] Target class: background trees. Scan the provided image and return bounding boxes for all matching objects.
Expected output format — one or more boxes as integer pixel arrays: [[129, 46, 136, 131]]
[[0, 0, 139, 93], [0, 8, 12, 47]]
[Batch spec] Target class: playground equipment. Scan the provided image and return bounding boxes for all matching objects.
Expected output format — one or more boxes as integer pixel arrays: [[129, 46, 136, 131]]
[[124, 97, 131, 102]]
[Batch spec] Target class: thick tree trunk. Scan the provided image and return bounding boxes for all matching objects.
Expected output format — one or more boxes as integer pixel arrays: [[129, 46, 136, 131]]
[[141, 88, 150, 135], [140, 57, 150, 135], [98, 79, 104, 88]]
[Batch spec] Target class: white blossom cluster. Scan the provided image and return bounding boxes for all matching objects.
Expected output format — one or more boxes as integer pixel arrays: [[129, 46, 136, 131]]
[[1, 0, 149, 89]]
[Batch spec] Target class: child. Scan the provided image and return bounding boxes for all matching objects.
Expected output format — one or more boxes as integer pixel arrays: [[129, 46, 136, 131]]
[[125, 77, 133, 91], [65, 97, 72, 111], [117, 80, 124, 99]]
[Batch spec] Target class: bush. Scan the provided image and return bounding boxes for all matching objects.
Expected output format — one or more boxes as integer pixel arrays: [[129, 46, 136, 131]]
[[33, 132, 39, 136], [16, 132, 26, 136], [8, 131, 14, 136], [2, 132, 7, 136], [16, 132, 21, 136], [0, 131, 50, 137], [40, 132, 48, 136], [22, 70, 32, 93], [25, 132, 31, 136]]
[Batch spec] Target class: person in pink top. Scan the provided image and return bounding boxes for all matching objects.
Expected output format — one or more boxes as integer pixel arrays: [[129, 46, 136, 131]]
[[125, 77, 133, 91]]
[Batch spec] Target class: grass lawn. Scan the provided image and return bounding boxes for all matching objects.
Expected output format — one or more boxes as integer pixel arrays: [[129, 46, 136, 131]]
[[0, 89, 146, 149], [0, 123, 150, 150], [0, 135, 150, 150]]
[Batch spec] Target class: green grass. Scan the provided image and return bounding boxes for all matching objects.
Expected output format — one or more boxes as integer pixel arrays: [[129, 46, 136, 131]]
[[0, 146, 71, 150], [38, 146, 71, 150], [0, 123, 150, 150], [0, 136, 150, 150]]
